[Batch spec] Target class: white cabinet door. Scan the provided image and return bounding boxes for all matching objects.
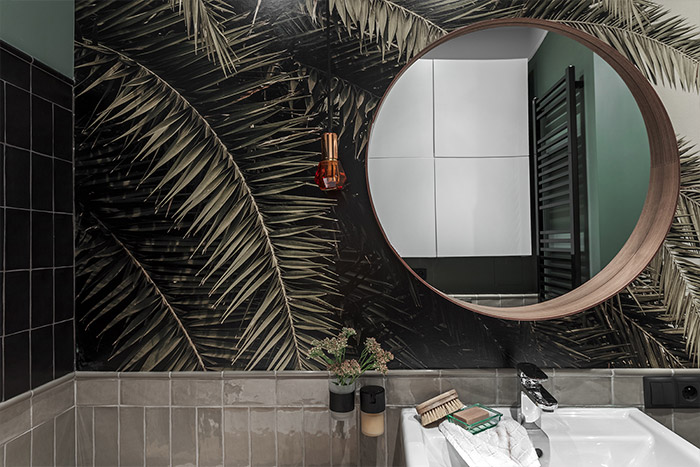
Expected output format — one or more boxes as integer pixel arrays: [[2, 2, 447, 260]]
[[435, 157, 532, 257], [433, 59, 529, 158], [368, 158, 436, 257], [367, 59, 434, 159]]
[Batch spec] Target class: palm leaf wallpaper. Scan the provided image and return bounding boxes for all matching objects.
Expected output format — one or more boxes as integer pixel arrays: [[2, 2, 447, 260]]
[[75, 0, 700, 371]]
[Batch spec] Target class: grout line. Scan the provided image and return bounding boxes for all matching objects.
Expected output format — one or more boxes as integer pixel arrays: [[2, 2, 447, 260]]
[[195, 407, 199, 467], [248, 407, 252, 467]]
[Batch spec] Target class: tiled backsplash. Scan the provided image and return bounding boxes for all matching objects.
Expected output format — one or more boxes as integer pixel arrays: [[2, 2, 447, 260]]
[[0, 40, 75, 402], [0, 369, 698, 466]]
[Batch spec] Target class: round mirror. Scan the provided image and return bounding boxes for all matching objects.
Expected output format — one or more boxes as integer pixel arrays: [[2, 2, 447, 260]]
[[366, 18, 679, 320]]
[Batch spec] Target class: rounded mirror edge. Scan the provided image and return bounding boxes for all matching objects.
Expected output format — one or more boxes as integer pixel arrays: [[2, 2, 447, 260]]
[[364, 17, 680, 321]]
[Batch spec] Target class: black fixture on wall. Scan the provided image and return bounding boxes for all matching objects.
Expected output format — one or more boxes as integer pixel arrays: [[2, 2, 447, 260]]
[[0, 41, 75, 400]]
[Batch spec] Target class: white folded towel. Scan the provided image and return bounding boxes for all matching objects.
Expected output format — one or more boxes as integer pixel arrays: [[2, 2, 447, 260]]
[[438, 418, 541, 467]]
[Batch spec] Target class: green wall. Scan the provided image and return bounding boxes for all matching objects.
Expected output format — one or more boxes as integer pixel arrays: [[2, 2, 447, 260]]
[[529, 32, 649, 276], [0, 0, 74, 77]]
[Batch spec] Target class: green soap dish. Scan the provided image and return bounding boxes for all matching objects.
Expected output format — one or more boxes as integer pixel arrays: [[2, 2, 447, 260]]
[[447, 403, 502, 434]]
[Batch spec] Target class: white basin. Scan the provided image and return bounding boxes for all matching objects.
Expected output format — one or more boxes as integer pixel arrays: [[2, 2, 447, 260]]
[[401, 407, 700, 467]]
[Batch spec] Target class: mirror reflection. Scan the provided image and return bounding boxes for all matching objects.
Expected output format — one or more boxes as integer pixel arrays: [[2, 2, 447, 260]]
[[367, 26, 650, 307]]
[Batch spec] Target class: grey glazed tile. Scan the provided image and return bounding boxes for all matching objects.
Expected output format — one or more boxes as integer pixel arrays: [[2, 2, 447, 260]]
[[644, 408, 673, 430], [359, 418, 386, 467], [121, 377, 170, 406], [172, 378, 222, 406], [172, 408, 197, 467], [386, 376, 441, 406], [277, 375, 328, 407], [303, 408, 331, 467], [0, 445, 3, 467], [0, 397, 31, 445], [56, 409, 76, 467], [250, 408, 276, 466], [223, 377, 276, 406], [276, 408, 303, 467], [77, 378, 119, 406], [331, 410, 358, 467], [386, 407, 405, 467], [553, 376, 612, 406], [120, 407, 145, 467], [32, 380, 75, 426], [198, 408, 224, 467], [613, 368, 674, 376], [552, 369, 612, 377], [31, 420, 54, 467], [94, 406, 119, 467], [673, 409, 700, 448], [223, 408, 249, 467], [146, 407, 170, 466], [671, 369, 700, 375], [5, 431, 31, 467], [612, 376, 643, 406], [439, 369, 497, 378], [441, 377, 498, 405], [496, 369, 519, 407], [77, 406, 94, 467]]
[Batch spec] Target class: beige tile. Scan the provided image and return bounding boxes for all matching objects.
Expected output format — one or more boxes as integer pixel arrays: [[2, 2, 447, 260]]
[[198, 408, 223, 467], [76, 406, 94, 467], [441, 377, 497, 406], [5, 431, 31, 467], [120, 407, 145, 467], [553, 376, 612, 406], [31, 420, 54, 467], [94, 407, 119, 467], [303, 408, 331, 467], [276, 408, 303, 467], [277, 375, 328, 407], [33, 380, 75, 426], [386, 376, 441, 406], [250, 408, 276, 467], [121, 377, 170, 406], [674, 409, 700, 448], [77, 378, 119, 406], [223, 408, 249, 467], [172, 378, 222, 406], [172, 408, 197, 467], [331, 409, 358, 467], [146, 407, 170, 466], [612, 376, 643, 406], [0, 397, 31, 445], [223, 377, 276, 406], [644, 408, 673, 430], [56, 408, 76, 467]]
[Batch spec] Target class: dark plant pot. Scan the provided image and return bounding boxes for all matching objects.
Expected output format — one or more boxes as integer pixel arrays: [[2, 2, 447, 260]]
[[329, 380, 356, 413]]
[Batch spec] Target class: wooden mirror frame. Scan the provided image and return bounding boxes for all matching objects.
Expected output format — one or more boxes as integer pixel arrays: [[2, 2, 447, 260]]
[[365, 18, 680, 321]]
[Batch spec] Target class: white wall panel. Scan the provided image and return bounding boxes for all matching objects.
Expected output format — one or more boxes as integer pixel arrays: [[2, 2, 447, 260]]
[[433, 59, 529, 158], [368, 158, 436, 257], [435, 157, 532, 257], [367, 59, 434, 159]]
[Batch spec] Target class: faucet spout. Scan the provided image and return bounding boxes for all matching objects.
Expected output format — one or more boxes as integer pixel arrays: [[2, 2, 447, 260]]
[[516, 363, 558, 425]]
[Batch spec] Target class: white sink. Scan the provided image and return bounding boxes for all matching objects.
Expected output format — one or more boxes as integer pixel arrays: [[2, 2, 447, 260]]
[[401, 407, 700, 467]]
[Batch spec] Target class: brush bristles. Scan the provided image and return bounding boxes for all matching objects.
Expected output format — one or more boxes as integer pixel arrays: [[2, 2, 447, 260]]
[[420, 399, 463, 426]]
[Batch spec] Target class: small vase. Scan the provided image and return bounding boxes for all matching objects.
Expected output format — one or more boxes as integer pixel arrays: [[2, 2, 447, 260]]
[[329, 379, 356, 413]]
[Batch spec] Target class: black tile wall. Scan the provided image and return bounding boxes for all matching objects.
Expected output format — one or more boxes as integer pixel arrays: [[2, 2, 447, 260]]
[[0, 40, 75, 402]]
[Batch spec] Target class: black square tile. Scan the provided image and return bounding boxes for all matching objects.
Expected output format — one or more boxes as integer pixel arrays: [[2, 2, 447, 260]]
[[31, 96, 53, 156], [0, 273, 3, 335], [4, 331, 30, 398], [32, 67, 72, 109], [0, 48, 30, 90], [6, 208, 30, 270], [5, 146, 30, 208], [31, 269, 53, 328], [0, 145, 5, 204], [4, 83, 30, 149], [54, 267, 74, 322], [4, 271, 30, 333], [0, 210, 4, 268], [1, 84, 5, 144], [53, 106, 72, 161], [54, 320, 73, 377], [0, 337, 3, 401], [32, 153, 53, 211], [54, 159, 72, 213], [54, 214, 73, 267], [31, 326, 54, 388], [32, 211, 53, 269]]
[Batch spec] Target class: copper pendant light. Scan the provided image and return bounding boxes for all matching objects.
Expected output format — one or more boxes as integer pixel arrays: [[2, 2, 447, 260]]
[[314, 0, 346, 192]]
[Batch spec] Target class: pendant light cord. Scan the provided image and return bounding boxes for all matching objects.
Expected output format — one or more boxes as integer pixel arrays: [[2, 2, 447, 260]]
[[326, 0, 332, 133]]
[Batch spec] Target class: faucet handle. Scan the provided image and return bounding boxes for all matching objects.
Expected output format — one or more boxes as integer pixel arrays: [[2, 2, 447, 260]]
[[517, 363, 548, 382]]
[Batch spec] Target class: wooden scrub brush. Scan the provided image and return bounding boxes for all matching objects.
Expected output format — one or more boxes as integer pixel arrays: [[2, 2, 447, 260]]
[[416, 389, 464, 426]]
